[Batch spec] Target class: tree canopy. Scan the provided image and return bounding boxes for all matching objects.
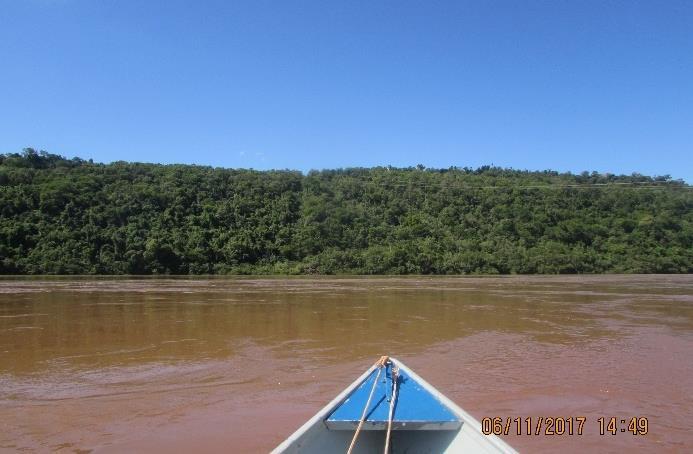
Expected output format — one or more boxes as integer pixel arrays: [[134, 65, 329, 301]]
[[1, 149, 691, 274]]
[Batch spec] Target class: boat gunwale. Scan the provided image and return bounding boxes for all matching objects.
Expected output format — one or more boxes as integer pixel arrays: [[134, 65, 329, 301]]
[[271, 362, 378, 453]]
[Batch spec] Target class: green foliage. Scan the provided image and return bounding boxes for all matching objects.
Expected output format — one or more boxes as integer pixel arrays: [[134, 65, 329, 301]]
[[0, 148, 691, 274]]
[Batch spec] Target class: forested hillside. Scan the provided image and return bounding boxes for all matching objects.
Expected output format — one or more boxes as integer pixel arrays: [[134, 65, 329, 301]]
[[1, 149, 691, 274]]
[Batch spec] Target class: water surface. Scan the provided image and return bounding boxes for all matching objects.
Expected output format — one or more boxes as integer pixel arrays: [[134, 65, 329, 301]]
[[1, 275, 692, 452]]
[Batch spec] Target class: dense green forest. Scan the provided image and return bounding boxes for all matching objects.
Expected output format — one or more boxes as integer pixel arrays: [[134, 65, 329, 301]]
[[1, 149, 691, 274]]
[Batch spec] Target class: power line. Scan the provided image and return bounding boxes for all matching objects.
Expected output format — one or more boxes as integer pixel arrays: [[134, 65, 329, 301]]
[[317, 179, 692, 191]]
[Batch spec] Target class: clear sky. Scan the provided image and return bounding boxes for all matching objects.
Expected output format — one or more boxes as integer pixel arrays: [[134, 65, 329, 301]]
[[1, 0, 691, 180]]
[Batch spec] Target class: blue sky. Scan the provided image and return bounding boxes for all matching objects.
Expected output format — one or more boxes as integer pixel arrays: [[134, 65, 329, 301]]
[[1, 0, 691, 180]]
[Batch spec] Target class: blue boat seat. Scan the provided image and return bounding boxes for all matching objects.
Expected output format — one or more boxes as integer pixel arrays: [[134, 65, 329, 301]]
[[325, 364, 462, 431]]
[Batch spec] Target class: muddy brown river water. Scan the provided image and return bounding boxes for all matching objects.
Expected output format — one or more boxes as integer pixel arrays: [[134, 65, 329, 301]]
[[1, 275, 692, 453]]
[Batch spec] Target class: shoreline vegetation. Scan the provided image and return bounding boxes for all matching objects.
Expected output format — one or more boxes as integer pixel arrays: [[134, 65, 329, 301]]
[[1, 149, 691, 275]]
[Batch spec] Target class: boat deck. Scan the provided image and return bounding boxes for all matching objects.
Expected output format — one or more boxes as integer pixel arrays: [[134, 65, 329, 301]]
[[326, 363, 462, 431]]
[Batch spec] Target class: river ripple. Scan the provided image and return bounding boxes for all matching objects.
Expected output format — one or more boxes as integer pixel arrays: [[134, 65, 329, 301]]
[[1, 275, 691, 452]]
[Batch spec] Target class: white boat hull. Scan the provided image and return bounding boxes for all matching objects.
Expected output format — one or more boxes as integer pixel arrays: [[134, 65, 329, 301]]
[[272, 358, 517, 453]]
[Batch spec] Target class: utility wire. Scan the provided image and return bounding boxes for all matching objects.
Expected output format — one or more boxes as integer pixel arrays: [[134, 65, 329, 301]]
[[310, 179, 692, 191]]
